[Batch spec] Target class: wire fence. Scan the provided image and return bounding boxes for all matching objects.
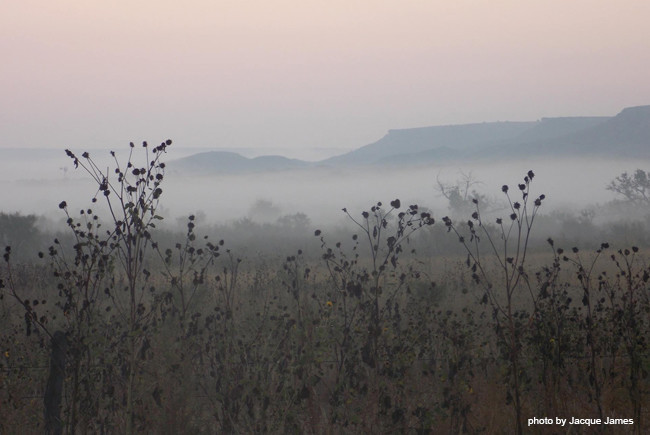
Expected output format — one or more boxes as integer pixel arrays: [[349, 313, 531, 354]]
[[3, 349, 649, 403]]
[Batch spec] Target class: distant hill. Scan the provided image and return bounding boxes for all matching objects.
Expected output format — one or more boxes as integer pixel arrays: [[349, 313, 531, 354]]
[[328, 106, 650, 165], [478, 106, 650, 160], [558, 105, 650, 157], [322, 121, 536, 166], [170, 151, 310, 175], [170, 105, 650, 174], [501, 116, 610, 145]]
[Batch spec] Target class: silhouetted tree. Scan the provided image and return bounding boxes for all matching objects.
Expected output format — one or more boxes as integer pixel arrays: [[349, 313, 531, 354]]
[[436, 171, 490, 216], [607, 169, 650, 207]]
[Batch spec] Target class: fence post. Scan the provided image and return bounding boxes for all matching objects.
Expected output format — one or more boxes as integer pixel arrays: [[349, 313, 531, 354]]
[[44, 331, 66, 435]]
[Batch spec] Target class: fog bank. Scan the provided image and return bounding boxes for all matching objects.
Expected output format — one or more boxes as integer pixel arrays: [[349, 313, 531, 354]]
[[1, 148, 646, 229]]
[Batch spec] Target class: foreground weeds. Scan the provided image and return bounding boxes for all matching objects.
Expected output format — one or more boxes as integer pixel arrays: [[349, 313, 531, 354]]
[[0, 145, 648, 434]]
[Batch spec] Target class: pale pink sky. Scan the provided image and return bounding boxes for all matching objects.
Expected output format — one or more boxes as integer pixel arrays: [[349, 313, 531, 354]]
[[2, 0, 650, 157]]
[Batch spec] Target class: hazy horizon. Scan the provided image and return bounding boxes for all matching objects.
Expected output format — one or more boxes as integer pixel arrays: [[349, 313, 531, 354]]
[[3, 1, 650, 154], [0, 104, 644, 162], [3, 1, 650, 227], [1, 152, 646, 228]]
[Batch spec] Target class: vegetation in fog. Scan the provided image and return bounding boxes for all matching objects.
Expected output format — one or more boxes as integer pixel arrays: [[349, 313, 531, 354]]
[[1, 144, 649, 433], [607, 169, 650, 207]]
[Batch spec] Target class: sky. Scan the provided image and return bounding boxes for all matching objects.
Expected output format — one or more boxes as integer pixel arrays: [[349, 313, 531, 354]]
[[2, 0, 650, 159]]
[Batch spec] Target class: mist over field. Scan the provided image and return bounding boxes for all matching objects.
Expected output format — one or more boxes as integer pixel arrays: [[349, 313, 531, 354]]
[[6, 105, 650, 234], [0, 148, 644, 229], [162, 157, 642, 224]]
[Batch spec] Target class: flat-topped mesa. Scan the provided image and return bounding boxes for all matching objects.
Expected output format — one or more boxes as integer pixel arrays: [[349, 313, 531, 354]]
[[170, 105, 650, 173]]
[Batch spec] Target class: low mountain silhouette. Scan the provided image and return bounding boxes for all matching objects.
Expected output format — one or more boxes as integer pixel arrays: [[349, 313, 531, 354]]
[[171, 151, 309, 175], [322, 121, 535, 166], [556, 105, 650, 157], [170, 105, 650, 174], [478, 106, 650, 159]]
